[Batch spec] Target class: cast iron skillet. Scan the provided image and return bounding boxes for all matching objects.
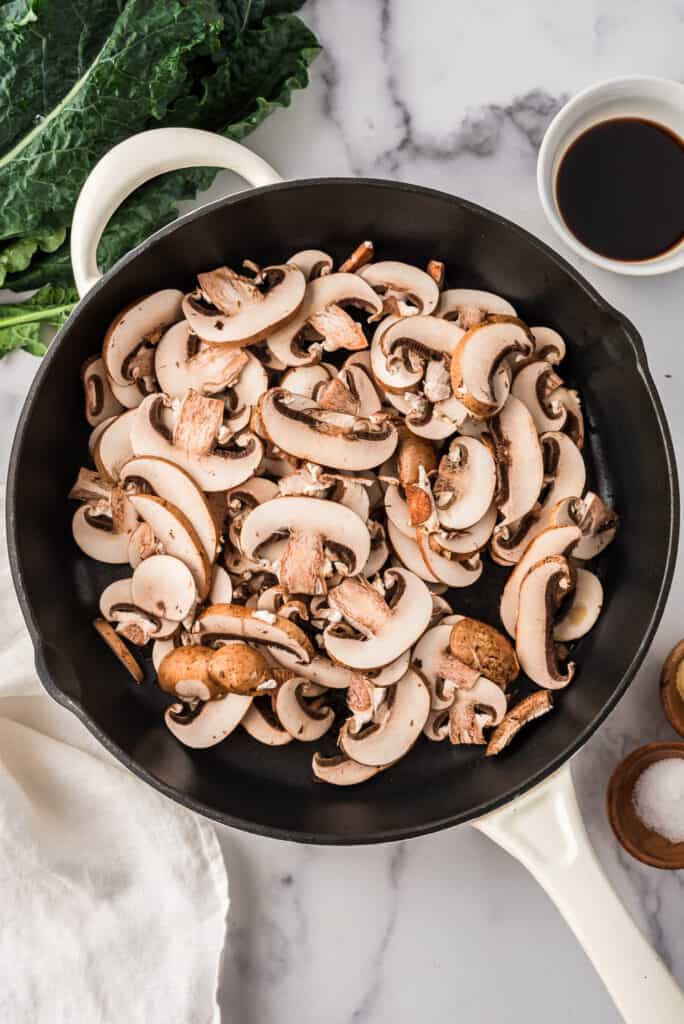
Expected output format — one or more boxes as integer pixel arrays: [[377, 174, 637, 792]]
[[7, 176, 678, 844]]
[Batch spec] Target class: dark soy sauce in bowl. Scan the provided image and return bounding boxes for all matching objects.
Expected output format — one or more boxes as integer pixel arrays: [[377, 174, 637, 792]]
[[555, 117, 684, 262]]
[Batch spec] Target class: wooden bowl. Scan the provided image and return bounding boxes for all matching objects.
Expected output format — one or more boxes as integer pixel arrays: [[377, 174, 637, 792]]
[[660, 640, 684, 736], [606, 743, 684, 869]]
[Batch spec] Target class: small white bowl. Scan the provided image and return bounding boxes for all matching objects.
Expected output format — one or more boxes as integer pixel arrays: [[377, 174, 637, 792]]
[[537, 76, 684, 276]]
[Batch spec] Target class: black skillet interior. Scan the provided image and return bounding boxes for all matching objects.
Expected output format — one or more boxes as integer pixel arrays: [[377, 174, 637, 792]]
[[7, 180, 678, 843]]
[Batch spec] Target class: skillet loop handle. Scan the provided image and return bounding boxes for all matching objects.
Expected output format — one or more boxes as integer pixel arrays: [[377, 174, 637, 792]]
[[70, 127, 283, 298], [473, 764, 684, 1023]]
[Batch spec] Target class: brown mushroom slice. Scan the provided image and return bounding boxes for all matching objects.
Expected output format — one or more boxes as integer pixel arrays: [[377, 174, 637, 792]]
[[157, 646, 219, 701], [416, 534, 484, 588], [197, 604, 313, 665], [72, 505, 130, 564], [396, 431, 438, 486], [183, 264, 306, 346], [164, 694, 252, 749], [324, 569, 432, 670], [258, 389, 398, 471], [387, 518, 439, 582], [280, 363, 336, 398], [433, 436, 496, 530], [515, 556, 576, 689], [550, 492, 619, 559], [82, 355, 123, 426], [100, 578, 176, 642], [451, 317, 534, 418], [267, 273, 383, 367], [93, 618, 143, 683], [449, 617, 519, 690], [449, 676, 508, 744], [511, 361, 567, 434], [553, 569, 603, 642], [287, 249, 333, 280], [312, 753, 385, 786], [490, 394, 544, 527], [486, 691, 554, 756], [338, 240, 375, 274], [103, 289, 183, 388], [121, 456, 219, 563], [128, 493, 211, 599], [435, 289, 517, 326], [274, 676, 334, 741], [154, 320, 250, 398], [358, 261, 440, 316], [131, 554, 197, 622], [499, 524, 583, 637], [94, 410, 137, 481], [530, 327, 566, 365], [131, 394, 263, 492], [242, 699, 293, 746], [339, 669, 430, 766]]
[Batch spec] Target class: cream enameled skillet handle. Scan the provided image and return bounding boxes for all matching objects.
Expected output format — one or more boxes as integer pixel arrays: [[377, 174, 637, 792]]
[[474, 764, 684, 1023], [70, 127, 283, 297]]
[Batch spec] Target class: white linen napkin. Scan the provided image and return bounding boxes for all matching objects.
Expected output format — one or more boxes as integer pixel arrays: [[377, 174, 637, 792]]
[[0, 488, 228, 1023]]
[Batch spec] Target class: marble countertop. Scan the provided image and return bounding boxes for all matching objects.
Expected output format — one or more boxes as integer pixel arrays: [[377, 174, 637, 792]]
[[2, 1, 684, 1021]]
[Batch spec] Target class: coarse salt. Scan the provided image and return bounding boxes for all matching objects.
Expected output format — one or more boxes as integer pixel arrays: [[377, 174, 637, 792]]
[[632, 757, 684, 844]]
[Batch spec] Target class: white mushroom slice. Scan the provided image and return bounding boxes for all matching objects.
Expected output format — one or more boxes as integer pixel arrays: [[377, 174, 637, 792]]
[[490, 395, 543, 527], [110, 379, 144, 410], [324, 569, 432, 670], [183, 264, 306, 346], [338, 364, 382, 417], [358, 261, 439, 316], [131, 554, 197, 622], [551, 492, 619, 560], [413, 623, 463, 709], [242, 699, 293, 746], [387, 518, 439, 582], [287, 249, 333, 280], [128, 493, 211, 599], [154, 320, 251, 398], [553, 386, 584, 450], [127, 522, 158, 568], [131, 394, 263, 492], [423, 707, 451, 741], [311, 753, 385, 786], [268, 648, 351, 689], [499, 524, 583, 637], [82, 355, 123, 426], [99, 578, 176, 641], [258, 389, 398, 471], [451, 317, 533, 418], [530, 326, 566, 365], [363, 522, 389, 576], [434, 503, 497, 558], [372, 315, 463, 393], [164, 694, 252, 749], [72, 505, 130, 564], [240, 497, 370, 581], [103, 289, 183, 387], [433, 437, 496, 530], [94, 410, 136, 481], [153, 637, 177, 673], [209, 566, 233, 605], [416, 534, 484, 588], [121, 455, 219, 563], [515, 556, 575, 689], [280, 363, 336, 398], [88, 416, 116, 458], [267, 273, 383, 366], [511, 361, 567, 434], [554, 569, 603, 642], [436, 289, 516, 326], [274, 677, 334, 741], [449, 676, 508, 744], [228, 476, 279, 508], [197, 604, 313, 664], [339, 668, 430, 766], [384, 484, 414, 539]]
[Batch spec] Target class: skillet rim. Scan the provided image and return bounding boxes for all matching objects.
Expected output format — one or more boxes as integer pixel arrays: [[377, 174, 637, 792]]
[[6, 177, 679, 844]]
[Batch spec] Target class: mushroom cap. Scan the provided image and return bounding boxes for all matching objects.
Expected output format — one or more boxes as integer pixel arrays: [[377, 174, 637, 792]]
[[449, 617, 519, 689], [72, 505, 130, 564], [128, 492, 211, 599], [499, 524, 582, 637], [164, 693, 252, 748], [515, 555, 576, 689], [103, 289, 183, 386], [207, 642, 272, 696], [553, 568, 603, 641], [197, 604, 313, 664], [158, 646, 219, 701], [274, 676, 334, 741], [323, 568, 432, 670], [339, 669, 430, 766], [311, 753, 385, 785], [451, 317, 534, 418], [131, 554, 197, 622], [358, 261, 440, 315], [490, 394, 544, 527]]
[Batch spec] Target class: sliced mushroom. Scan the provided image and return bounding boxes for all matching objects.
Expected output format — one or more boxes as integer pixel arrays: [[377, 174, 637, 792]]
[[311, 752, 385, 785], [511, 361, 567, 434], [103, 289, 183, 388], [433, 436, 496, 530], [451, 317, 534, 418], [413, 623, 468, 710], [499, 524, 583, 637], [530, 327, 566, 365], [197, 604, 313, 664], [287, 249, 333, 280], [515, 556, 576, 689], [88, 416, 117, 458], [154, 321, 252, 398], [489, 394, 544, 527], [127, 521, 158, 568], [554, 386, 584, 449], [274, 676, 334, 741], [338, 240, 375, 274], [128, 493, 211, 599], [339, 669, 430, 766], [416, 534, 484, 588], [72, 505, 131, 564], [280, 363, 336, 398], [370, 315, 463, 393], [94, 410, 137, 481], [209, 566, 233, 605], [324, 569, 432, 670], [100, 578, 176, 642], [338, 363, 382, 417], [183, 264, 306, 346], [258, 389, 398, 471], [82, 355, 123, 426], [358, 261, 439, 317], [550, 492, 619, 560], [131, 554, 197, 622], [69, 467, 113, 505], [436, 289, 516, 326], [387, 518, 439, 582], [267, 273, 383, 367], [396, 432, 438, 486], [486, 691, 554, 756], [93, 618, 143, 683], [448, 676, 508, 744], [121, 455, 219, 562], [553, 569, 603, 641], [164, 694, 252, 749], [131, 394, 263, 492], [430, 504, 497, 560], [242, 698, 293, 746], [449, 617, 519, 690]]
